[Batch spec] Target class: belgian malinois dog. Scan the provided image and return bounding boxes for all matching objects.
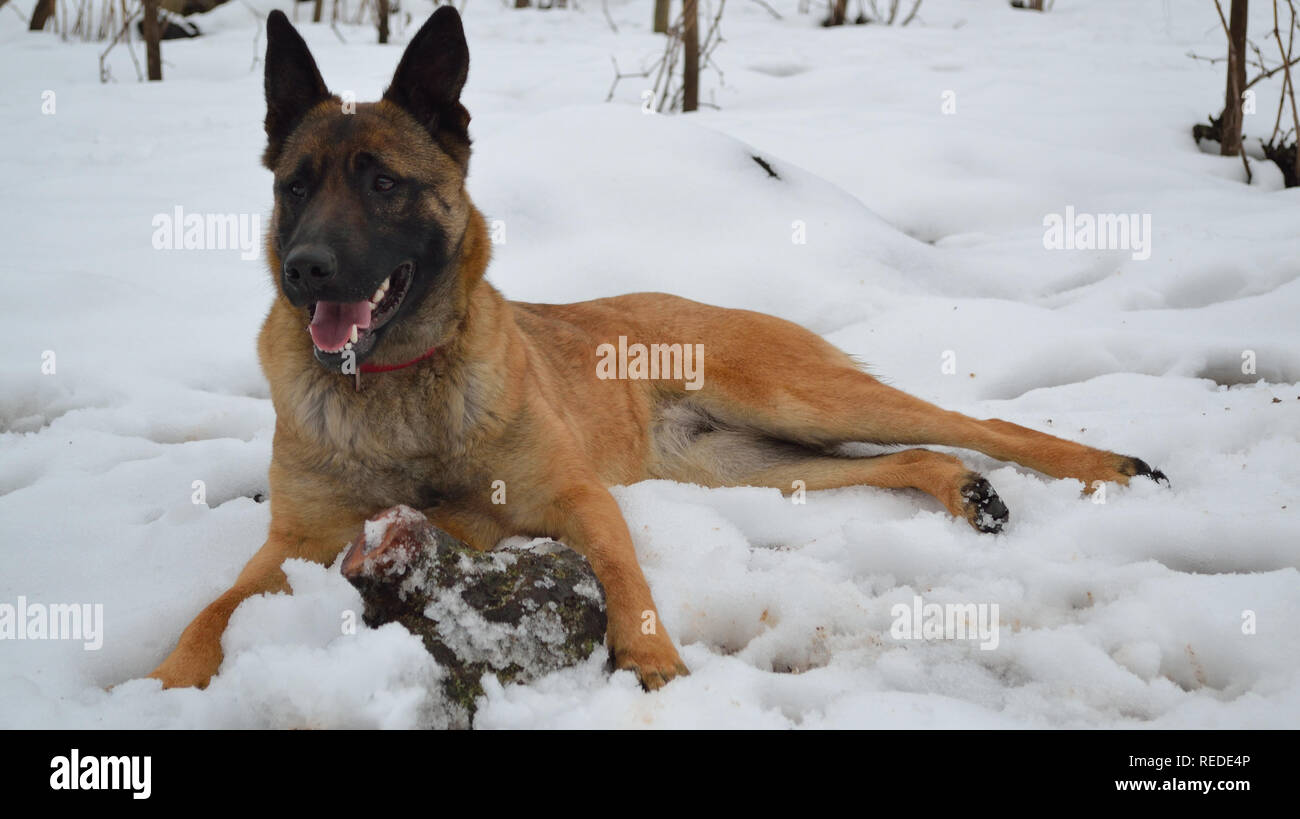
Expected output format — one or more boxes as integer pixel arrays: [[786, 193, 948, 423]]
[[148, 7, 1165, 692]]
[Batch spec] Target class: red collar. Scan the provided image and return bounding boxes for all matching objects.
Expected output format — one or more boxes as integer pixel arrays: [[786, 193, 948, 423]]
[[359, 346, 439, 374]]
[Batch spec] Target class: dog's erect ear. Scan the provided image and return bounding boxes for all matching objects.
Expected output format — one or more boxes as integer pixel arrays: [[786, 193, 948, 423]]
[[263, 10, 332, 170], [383, 7, 471, 153]]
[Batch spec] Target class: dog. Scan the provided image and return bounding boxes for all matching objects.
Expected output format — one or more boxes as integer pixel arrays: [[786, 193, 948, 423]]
[[147, 7, 1166, 692]]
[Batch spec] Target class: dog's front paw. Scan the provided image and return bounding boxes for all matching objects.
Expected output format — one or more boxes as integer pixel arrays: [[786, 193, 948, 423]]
[[612, 635, 689, 691], [959, 476, 1009, 534], [147, 661, 216, 691], [146, 641, 222, 690]]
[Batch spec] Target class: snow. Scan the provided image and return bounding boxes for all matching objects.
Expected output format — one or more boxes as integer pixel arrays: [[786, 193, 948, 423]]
[[2, 0, 1298, 728], [422, 576, 569, 672]]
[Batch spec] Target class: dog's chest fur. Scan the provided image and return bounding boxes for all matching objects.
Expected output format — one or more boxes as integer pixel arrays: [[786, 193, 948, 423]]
[[274, 360, 495, 511]]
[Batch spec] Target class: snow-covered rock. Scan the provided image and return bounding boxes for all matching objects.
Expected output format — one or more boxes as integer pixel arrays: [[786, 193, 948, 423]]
[[341, 506, 607, 728]]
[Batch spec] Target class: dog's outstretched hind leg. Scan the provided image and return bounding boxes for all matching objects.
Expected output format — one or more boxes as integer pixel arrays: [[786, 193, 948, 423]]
[[741, 449, 1010, 533]]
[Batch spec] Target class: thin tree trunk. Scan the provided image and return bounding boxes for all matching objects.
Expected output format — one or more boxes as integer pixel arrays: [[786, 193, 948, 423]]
[[654, 0, 670, 33], [142, 0, 162, 81], [28, 0, 55, 30], [829, 0, 848, 25], [377, 0, 389, 43], [313, 0, 323, 23], [683, 0, 698, 112], [1220, 0, 1249, 156]]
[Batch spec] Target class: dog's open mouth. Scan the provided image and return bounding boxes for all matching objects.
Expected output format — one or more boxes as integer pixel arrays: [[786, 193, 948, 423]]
[[307, 262, 414, 358]]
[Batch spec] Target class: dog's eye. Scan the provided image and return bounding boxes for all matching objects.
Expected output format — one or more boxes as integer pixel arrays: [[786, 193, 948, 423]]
[[373, 175, 395, 193], [289, 181, 306, 198]]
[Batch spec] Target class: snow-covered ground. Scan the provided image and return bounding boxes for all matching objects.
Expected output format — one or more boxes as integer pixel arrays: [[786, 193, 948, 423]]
[[2, 0, 1298, 728]]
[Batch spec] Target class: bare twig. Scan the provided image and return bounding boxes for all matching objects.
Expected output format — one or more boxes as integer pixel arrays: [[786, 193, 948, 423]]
[[1211, 0, 1230, 38], [900, 0, 922, 25], [1272, 0, 1300, 177], [608, 0, 726, 113], [1247, 54, 1300, 88], [98, 3, 144, 83], [1196, 0, 1300, 185], [1189, 48, 1300, 90], [605, 54, 651, 103]]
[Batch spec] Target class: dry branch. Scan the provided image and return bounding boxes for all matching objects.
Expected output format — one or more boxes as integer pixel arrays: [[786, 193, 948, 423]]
[[608, 0, 726, 113]]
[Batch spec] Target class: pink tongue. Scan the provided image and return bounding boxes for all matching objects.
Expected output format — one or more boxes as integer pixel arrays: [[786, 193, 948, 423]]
[[309, 301, 372, 352]]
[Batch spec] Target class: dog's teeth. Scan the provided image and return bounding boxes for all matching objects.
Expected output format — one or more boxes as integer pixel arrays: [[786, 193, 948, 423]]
[[344, 341, 353, 351], [350, 325, 359, 344], [372, 287, 385, 303], [380, 276, 390, 292]]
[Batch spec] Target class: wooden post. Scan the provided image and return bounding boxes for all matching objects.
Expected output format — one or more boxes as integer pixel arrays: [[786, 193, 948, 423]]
[[654, 0, 670, 33], [28, 0, 55, 30], [142, 0, 162, 81], [683, 0, 698, 112], [1220, 0, 1249, 157]]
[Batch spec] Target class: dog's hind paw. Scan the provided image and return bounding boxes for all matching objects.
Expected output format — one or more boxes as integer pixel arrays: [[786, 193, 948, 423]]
[[1078, 453, 1171, 492], [960, 476, 1009, 534], [1126, 456, 1169, 486]]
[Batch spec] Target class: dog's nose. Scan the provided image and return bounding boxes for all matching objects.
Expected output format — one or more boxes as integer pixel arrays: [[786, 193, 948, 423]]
[[282, 244, 338, 300]]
